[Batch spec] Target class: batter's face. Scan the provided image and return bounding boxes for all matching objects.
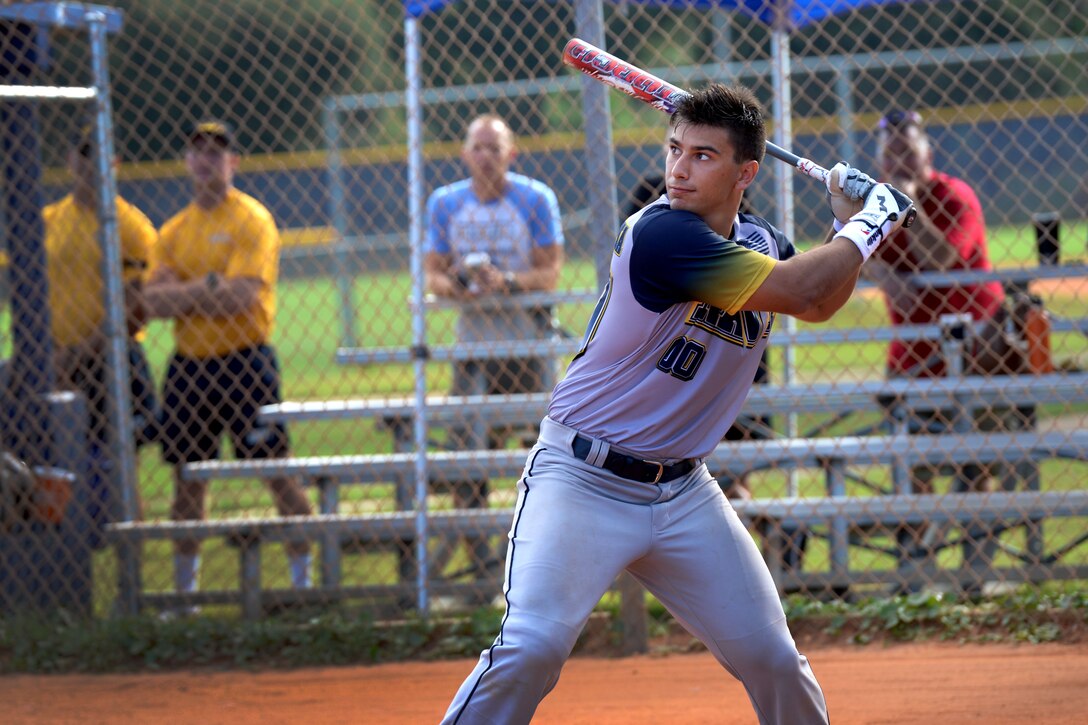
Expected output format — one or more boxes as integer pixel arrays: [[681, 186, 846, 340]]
[[665, 122, 758, 231]]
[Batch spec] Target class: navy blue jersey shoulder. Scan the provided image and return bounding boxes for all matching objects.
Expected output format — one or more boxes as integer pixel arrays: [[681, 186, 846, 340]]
[[628, 205, 725, 312], [735, 211, 796, 261], [628, 205, 795, 313]]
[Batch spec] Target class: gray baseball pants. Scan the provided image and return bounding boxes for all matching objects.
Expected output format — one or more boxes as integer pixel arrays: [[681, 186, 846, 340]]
[[440, 417, 828, 724]]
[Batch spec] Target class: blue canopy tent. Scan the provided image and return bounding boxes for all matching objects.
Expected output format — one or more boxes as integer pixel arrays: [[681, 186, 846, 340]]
[[408, 0, 905, 26]]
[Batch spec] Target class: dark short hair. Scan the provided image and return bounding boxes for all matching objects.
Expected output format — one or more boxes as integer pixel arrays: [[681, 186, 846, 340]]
[[671, 83, 766, 164], [879, 109, 923, 131]]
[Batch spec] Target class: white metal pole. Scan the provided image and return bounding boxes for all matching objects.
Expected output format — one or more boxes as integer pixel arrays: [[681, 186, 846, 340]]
[[404, 14, 431, 615], [88, 9, 142, 612], [323, 97, 358, 349], [574, 0, 619, 289], [772, 3, 800, 497]]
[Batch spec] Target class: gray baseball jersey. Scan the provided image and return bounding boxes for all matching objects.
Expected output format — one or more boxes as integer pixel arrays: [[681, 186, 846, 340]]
[[549, 196, 794, 460]]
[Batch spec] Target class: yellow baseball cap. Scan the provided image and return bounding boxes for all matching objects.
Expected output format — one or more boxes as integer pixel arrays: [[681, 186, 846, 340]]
[[189, 120, 236, 150]]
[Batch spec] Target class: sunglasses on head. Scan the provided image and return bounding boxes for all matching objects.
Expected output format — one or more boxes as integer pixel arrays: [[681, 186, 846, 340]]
[[878, 110, 922, 130]]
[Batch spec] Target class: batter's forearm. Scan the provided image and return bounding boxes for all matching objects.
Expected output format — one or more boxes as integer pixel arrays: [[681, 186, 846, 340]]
[[788, 238, 865, 300], [744, 239, 864, 321], [807, 267, 860, 321]]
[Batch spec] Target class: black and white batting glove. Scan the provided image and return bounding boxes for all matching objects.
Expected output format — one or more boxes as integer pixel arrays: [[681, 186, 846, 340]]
[[835, 183, 914, 262], [826, 161, 877, 224]]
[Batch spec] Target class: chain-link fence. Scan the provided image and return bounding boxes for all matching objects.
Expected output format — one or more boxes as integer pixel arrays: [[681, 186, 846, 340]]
[[1, 1, 1086, 637]]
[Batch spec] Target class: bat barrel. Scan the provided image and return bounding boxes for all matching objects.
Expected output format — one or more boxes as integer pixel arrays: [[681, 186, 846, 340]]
[[563, 38, 830, 185]]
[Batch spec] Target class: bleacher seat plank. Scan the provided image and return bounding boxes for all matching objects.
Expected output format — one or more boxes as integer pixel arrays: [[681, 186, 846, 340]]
[[181, 430, 1088, 484]]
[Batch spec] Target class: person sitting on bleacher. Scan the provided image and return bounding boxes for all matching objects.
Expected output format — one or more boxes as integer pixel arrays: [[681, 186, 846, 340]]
[[866, 109, 1015, 559], [422, 113, 565, 593]]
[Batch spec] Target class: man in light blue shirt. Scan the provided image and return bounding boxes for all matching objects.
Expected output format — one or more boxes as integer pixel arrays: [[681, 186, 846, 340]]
[[424, 114, 565, 592]]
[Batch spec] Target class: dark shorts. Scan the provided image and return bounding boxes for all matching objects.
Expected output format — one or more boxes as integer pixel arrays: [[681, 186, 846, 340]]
[[160, 344, 290, 464], [68, 341, 160, 448]]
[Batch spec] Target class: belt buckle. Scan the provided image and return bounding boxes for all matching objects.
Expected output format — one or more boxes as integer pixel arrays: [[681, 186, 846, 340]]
[[643, 459, 664, 484]]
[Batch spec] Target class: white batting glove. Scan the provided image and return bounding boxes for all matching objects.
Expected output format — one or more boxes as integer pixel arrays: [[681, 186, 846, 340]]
[[835, 183, 914, 262], [826, 161, 876, 224]]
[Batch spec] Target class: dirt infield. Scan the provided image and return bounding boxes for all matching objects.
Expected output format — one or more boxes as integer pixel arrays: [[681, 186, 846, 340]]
[[6, 641, 1087, 724]]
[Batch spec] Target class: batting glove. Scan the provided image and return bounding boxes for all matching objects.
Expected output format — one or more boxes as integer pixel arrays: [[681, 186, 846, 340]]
[[826, 161, 876, 224], [835, 183, 914, 262]]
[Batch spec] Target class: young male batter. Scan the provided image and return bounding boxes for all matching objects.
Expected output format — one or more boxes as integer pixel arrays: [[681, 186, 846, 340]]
[[440, 84, 911, 724]]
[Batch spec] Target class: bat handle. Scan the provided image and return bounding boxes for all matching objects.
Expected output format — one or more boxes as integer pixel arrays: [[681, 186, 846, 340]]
[[794, 157, 829, 185], [766, 142, 829, 184], [769, 141, 920, 229]]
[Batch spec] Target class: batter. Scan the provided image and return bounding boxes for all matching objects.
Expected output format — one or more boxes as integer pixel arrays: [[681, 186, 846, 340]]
[[440, 83, 911, 725]]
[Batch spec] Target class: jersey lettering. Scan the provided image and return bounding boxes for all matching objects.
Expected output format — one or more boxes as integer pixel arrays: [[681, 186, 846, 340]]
[[687, 303, 774, 347], [656, 336, 706, 381], [548, 203, 796, 460]]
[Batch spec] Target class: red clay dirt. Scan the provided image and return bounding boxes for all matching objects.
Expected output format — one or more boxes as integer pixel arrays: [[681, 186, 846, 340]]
[[5, 641, 1088, 724]]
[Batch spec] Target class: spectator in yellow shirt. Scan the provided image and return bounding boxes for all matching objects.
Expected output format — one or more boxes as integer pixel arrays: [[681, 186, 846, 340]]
[[45, 127, 159, 544], [145, 122, 313, 600]]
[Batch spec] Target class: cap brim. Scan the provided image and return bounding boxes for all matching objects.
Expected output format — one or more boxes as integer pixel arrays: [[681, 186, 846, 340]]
[[189, 132, 232, 149]]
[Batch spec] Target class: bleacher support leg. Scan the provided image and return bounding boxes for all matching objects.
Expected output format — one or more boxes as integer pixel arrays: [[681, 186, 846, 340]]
[[240, 539, 262, 620], [317, 476, 341, 587], [617, 572, 648, 654]]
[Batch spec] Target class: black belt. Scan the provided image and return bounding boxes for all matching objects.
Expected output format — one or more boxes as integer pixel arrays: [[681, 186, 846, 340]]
[[571, 434, 697, 484]]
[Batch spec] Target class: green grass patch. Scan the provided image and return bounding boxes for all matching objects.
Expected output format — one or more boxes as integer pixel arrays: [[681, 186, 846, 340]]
[[4, 586, 1085, 674]]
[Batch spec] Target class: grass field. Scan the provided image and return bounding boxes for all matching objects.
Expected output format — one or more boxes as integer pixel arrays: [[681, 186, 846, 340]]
[[5, 220, 1088, 612]]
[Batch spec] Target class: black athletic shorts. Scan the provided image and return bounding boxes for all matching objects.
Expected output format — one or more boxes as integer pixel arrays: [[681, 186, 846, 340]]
[[160, 344, 290, 464], [67, 341, 160, 448]]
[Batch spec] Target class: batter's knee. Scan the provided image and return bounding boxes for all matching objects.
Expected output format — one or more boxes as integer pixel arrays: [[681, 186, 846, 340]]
[[718, 626, 806, 682], [716, 627, 827, 722], [493, 619, 579, 692], [517, 627, 574, 672]]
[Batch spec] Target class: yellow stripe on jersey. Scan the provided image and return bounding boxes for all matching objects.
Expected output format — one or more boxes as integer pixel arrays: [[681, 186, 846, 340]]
[[44, 195, 157, 347], [153, 188, 280, 358], [709, 247, 779, 315], [694, 248, 776, 316]]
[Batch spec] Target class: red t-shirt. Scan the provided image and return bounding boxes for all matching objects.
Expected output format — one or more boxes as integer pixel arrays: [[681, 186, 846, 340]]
[[873, 170, 1004, 377]]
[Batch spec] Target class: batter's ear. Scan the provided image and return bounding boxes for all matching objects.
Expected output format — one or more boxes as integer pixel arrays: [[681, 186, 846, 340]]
[[736, 159, 759, 191]]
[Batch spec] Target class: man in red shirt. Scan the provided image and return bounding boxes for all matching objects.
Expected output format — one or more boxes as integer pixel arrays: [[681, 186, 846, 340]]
[[868, 110, 1013, 574], [869, 109, 1004, 378]]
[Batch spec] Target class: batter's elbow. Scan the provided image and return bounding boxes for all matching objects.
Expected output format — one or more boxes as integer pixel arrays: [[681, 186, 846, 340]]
[[778, 288, 834, 320]]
